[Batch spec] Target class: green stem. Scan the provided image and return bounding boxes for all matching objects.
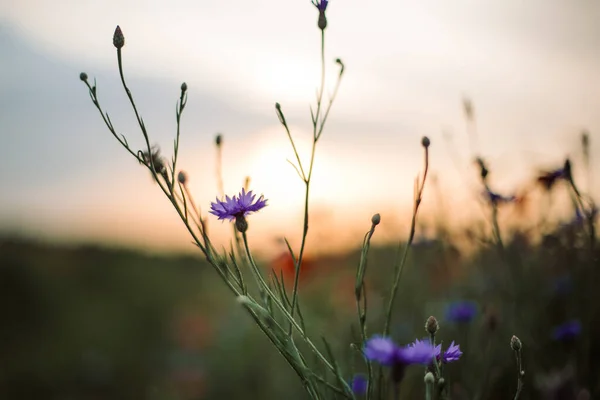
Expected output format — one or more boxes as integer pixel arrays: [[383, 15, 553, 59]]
[[289, 29, 326, 326], [241, 233, 352, 397]]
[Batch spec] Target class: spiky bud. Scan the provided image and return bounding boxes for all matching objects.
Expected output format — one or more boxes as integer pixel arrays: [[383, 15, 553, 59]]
[[425, 316, 439, 335], [371, 213, 381, 226], [421, 136, 431, 148], [113, 25, 125, 49], [79, 72, 88, 81], [510, 335, 522, 351]]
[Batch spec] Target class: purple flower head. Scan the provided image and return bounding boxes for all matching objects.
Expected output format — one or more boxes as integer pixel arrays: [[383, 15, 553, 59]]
[[445, 301, 478, 323], [442, 341, 462, 363], [484, 188, 516, 205], [537, 165, 568, 191], [312, 0, 328, 11], [363, 336, 397, 365], [209, 188, 267, 221], [351, 374, 367, 396], [364, 336, 437, 367], [552, 320, 582, 342], [401, 339, 438, 364]]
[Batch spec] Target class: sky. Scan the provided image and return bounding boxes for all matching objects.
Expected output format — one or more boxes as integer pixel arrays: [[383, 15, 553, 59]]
[[0, 0, 599, 257]]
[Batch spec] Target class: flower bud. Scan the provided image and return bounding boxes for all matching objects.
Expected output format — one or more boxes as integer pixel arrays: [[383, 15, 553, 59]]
[[113, 25, 125, 49], [510, 335, 522, 351], [79, 72, 88, 81], [215, 134, 222, 147], [371, 213, 381, 226], [177, 171, 188, 185], [425, 316, 439, 335], [424, 372, 435, 384], [421, 136, 430, 148], [181, 82, 188, 92]]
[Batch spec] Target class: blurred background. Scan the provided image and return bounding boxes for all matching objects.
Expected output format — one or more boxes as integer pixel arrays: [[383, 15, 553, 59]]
[[0, 0, 599, 399]]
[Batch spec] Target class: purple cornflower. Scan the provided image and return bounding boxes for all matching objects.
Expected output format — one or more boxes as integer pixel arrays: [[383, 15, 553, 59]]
[[364, 336, 436, 366], [439, 341, 462, 363], [351, 374, 367, 396], [312, 0, 328, 11], [445, 301, 477, 323], [209, 188, 267, 222], [552, 320, 581, 342]]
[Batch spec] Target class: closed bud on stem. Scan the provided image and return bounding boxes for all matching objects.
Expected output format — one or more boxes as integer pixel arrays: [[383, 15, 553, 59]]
[[79, 72, 88, 81], [113, 25, 125, 49], [177, 171, 187, 185], [425, 316, 439, 335], [424, 372, 435, 384], [421, 136, 431, 148], [371, 213, 381, 226], [181, 82, 187, 92], [215, 134, 222, 147], [510, 335, 522, 351]]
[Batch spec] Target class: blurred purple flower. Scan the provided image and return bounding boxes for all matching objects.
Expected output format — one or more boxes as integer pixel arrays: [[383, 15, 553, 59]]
[[445, 301, 478, 323], [484, 188, 516, 205], [552, 320, 582, 342], [209, 189, 267, 221], [364, 336, 436, 366], [537, 163, 569, 191], [351, 374, 367, 396], [312, 0, 328, 11], [552, 275, 573, 296]]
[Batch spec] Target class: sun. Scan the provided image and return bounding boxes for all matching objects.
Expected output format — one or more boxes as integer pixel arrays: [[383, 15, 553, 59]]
[[246, 132, 306, 214]]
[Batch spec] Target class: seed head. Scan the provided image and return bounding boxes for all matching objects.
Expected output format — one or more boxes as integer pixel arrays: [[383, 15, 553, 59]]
[[510, 335, 522, 351], [425, 316, 439, 335], [79, 72, 88, 81], [113, 26, 125, 49]]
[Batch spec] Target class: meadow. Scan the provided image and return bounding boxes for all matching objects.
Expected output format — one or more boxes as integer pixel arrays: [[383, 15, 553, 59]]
[[1, 176, 597, 400]]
